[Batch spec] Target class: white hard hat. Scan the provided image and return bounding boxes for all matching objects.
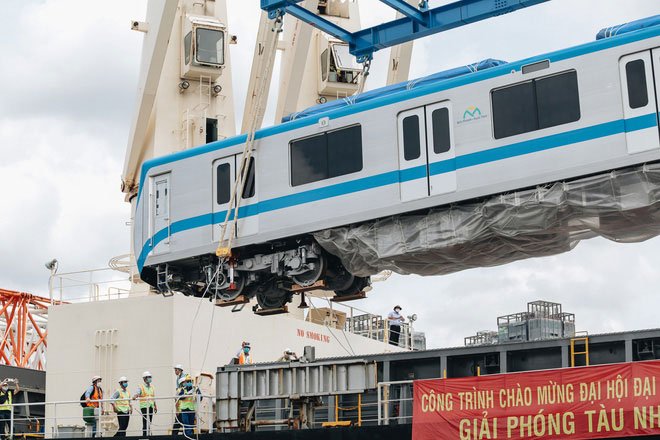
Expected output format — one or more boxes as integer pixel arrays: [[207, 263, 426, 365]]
[[92, 376, 102, 382], [284, 348, 292, 353], [174, 364, 183, 370], [118, 376, 128, 383], [142, 371, 152, 378]]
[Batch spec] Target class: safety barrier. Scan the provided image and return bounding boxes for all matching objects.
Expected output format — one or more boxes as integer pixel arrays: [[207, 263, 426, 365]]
[[377, 380, 414, 426], [3, 393, 214, 438]]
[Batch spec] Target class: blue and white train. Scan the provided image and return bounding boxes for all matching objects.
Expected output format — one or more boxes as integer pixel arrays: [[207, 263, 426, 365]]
[[134, 16, 660, 309]]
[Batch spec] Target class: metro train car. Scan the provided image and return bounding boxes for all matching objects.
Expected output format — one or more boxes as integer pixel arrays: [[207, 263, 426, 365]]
[[134, 16, 660, 309]]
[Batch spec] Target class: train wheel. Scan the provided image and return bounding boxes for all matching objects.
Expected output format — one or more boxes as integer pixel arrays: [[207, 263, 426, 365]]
[[292, 254, 326, 287], [217, 272, 245, 301], [334, 276, 370, 297], [256, 284, 292, 310]]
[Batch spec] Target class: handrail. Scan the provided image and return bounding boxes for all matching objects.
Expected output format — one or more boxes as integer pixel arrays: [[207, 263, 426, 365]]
[[6, 393, 215, 438]]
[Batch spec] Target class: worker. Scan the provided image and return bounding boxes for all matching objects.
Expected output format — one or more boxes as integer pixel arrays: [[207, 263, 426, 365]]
[[231, 341, 249, 364], [111, 377, 132, 437], [387, 305, 405, 346], [277, 348, 298, 362], [133, 371, 157, 436], [172, 364, 185, 435], [83, 375, 103, 437], [177, 375, 199, 437], [237, 342, 253, 365], [0, 379, 19, 440]]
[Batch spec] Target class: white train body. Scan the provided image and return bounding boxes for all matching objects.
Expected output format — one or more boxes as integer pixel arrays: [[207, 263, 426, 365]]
[[134, 20, 660, 306]]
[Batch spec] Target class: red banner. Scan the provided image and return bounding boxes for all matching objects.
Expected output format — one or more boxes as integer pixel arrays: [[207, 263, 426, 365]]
[[413, 361, 660, 440]]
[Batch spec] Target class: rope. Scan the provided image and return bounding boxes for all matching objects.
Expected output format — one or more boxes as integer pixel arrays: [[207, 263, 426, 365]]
[[215, 13, 284, 259]]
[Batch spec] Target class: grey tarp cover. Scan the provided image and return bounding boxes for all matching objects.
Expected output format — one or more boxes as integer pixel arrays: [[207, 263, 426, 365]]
[[313, 163, 660, 277]]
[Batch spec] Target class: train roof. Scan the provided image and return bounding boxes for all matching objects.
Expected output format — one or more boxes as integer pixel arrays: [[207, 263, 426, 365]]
[[136, 16, 660, 207], [281, 59, 507, 123], [597, 14, 660, 40], [283, 14, 660, 124]]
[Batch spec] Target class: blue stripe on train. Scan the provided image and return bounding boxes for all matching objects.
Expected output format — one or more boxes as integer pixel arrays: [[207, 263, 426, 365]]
[[136, 112, 659, 272]]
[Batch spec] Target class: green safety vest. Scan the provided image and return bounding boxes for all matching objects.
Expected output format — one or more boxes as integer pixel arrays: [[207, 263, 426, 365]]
[[138, 384, 155, 409], [114, 389, 130, 413], [179, 389, 196, 411], [0, 391, 11, 411]]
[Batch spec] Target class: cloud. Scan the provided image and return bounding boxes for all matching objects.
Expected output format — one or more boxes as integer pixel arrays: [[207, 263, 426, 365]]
[[1, 0, 659, 350]]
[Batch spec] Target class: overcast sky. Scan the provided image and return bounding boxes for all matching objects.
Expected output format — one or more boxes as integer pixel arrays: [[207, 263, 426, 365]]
[[1, 0, 659, 348]]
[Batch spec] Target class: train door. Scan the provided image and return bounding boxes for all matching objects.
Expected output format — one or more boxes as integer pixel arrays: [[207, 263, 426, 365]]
[[149, 172, 170, 254], [397, 102, 456, 202], [235, 152, 259, 237], [397, 107, 429, 201], [212, 153, 259, 242], [619, 51, 660, 154], [212, 156, 235, 242], [425, 102, 457, 196]]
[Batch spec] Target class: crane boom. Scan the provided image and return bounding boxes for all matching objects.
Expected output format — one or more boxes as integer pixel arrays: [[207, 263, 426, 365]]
[[121, 0, 178, 197]]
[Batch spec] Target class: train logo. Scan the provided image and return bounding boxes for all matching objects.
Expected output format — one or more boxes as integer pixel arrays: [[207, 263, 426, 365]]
[[459, 105, 487, 124]]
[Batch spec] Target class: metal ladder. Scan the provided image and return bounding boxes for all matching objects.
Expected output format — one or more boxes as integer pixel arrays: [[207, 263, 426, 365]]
[[570, 332, 589, 367]]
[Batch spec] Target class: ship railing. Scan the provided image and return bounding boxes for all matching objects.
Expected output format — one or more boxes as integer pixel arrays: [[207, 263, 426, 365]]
[[5, 393, 215, 438], [247, 395, 382, 429], [377, 380, 415, 426], [306, 296, 416, 350], [48, 267, 136, 305]]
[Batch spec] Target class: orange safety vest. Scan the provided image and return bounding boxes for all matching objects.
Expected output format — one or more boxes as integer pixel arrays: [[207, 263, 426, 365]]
[[238, 352, 252, 365], [88, 385, 103, 408]]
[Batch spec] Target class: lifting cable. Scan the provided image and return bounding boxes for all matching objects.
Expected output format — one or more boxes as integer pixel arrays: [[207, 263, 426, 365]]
[[355, 58, 371, 95], [215, 12, 284, 260]]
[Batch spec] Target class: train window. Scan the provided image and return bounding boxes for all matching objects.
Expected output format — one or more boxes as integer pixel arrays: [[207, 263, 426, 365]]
[[626, 60, 649, 109], [492, 81, 537, 139], [402, 115, 421, 160], [536, 71, 580, 129], [290, 133, 327, 186], [216, 163, 231, 204], [290, 125, 363, 186], [492, 70, 580, 139], [431, 108, 451, 154], [327, 125, 363, 178], [241, 157, 256, 199]]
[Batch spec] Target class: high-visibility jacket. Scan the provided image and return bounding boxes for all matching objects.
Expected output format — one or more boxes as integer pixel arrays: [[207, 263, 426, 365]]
[[0, 391, 12, 411], [178, 389, 196, 411], [87, 385, 103, 408], [238, 352, 252, 365], [114, 389, 131, 413], [137, 384, 155, 409]]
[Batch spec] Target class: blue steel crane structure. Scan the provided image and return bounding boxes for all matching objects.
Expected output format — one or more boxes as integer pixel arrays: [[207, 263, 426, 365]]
[[260, 0, 551, 62]]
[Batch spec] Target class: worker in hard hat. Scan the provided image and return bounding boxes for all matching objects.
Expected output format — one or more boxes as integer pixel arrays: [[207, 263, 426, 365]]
[[111, 377, 132, 437], [177, 375, 199, 437], [133, 371, 157, 436], [0, 379, 19, 440], [277, 348, 298, 362], [237, 342, 253, 365], [172, 364, 185, 435], [83, 375, 103, 437]]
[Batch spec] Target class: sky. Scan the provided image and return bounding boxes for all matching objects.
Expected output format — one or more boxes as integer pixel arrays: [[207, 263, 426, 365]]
[[1, 0, 659, 349]]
